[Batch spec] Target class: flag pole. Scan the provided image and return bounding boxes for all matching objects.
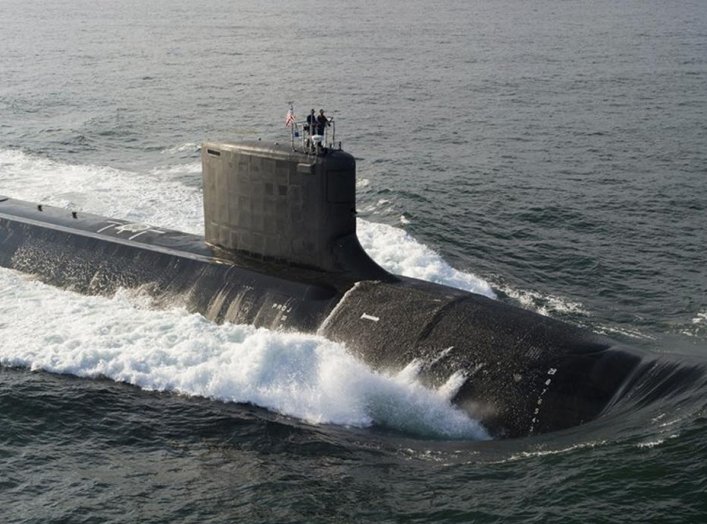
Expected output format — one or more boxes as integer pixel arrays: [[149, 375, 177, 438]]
[[286, 101, 295, 150]]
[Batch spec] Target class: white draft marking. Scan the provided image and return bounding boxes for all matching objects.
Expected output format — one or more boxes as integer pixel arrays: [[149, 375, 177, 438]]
[[529, 367, 559, 434]]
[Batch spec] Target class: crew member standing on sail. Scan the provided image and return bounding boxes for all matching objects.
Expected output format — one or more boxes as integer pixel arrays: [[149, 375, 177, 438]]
[[306, 109, 317, 133], [316, 109, 330, 136]]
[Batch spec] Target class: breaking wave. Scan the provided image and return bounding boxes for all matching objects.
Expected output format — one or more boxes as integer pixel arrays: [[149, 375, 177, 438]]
[[0, 270, 488, 440]]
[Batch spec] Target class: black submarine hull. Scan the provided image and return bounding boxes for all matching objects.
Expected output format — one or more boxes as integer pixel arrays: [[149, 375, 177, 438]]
[[0, 195, 661, 438]]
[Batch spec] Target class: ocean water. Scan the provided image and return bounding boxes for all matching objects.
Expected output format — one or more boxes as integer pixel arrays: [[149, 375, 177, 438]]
[[1, 0, 706, 522]]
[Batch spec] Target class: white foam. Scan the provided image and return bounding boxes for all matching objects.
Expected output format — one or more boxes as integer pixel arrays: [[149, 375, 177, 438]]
[[636, 439, 664, 449], [499, 283, 657, 338], [0, 149, 203, 234], [161, 143, 200, 154], [497, 283, 586, 317], [682, 311, 707, 338], [636, 433, 679, 449], [505, 440, 608, 461], [595, 325, 655, 341], [357, 220, 496, 298], [0, 269, 489, 440]]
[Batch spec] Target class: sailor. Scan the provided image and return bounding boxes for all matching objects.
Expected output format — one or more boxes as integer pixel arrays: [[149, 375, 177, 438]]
[[316, 109, 330, 135], [305, 109, 317, 133]]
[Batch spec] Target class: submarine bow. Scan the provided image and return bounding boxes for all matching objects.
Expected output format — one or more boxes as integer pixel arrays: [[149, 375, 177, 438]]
[[0, 140, 653, 438]]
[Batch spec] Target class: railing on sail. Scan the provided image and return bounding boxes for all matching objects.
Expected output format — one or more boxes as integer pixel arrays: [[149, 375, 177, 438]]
[[287, 109, 339, 154]]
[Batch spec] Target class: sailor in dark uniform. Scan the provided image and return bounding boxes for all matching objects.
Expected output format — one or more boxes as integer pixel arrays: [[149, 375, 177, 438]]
[[305, 109, 316, 133], [316, 109, 330, 135]]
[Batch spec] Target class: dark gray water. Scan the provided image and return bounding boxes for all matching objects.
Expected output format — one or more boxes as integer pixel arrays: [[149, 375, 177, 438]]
[[1, 0, 706, 522]]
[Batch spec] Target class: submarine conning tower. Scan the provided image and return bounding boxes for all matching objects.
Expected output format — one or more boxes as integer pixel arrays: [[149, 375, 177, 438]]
[[201, 139, 380, 275]]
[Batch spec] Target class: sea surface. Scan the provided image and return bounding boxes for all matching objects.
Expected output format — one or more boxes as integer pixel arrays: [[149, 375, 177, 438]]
[[1, 0, 706, 522]]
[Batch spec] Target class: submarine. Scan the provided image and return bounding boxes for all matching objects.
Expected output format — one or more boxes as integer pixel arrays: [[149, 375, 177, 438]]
[[0, 115, 677, 438]]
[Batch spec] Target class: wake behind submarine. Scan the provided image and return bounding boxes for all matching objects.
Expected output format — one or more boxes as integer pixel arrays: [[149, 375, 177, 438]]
[[0, 115, 689, 438]]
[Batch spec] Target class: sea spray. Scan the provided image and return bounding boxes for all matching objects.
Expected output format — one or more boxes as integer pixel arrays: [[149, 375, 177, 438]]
[[0, 270, 488, 440]]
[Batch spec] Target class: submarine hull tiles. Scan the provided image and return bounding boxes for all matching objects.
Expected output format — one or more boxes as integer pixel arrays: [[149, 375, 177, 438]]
[[0, 141, 695, 438]]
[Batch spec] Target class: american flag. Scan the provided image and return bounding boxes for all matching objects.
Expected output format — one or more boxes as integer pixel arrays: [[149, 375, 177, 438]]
[[285, 109, 295, 127]]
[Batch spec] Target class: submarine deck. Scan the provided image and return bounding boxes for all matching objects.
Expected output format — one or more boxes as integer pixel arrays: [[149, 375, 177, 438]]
[[0, 195, 383, 298]]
